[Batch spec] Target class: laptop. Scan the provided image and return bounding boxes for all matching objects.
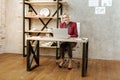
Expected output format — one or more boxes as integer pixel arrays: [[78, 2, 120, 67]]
[[52, 28, 69, 39]]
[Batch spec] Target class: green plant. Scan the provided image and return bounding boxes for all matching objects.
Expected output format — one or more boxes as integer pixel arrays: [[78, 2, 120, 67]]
[[28, 8, 33, 12]]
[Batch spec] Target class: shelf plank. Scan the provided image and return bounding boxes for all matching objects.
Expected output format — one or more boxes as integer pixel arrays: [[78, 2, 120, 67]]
[[25, 30, 52, 34], [20, 1, 68, 5], [25, 45, 57, 48], [25, 16, 60, 19], [40, 46, 57, 48]]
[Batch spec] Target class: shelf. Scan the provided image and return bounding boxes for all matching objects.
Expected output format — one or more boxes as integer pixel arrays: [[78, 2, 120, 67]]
[[25, 30, 52, 34], [25, 16, 60, 19], [25, 45, 57, 49], [25, 40, 58, 48], [40, 46, 57, 48], [20, 1, 68, 5], [21, 0, 63, 56]]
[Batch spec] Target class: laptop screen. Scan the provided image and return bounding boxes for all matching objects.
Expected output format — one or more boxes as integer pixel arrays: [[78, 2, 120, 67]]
[[52, 28, 69, 39]]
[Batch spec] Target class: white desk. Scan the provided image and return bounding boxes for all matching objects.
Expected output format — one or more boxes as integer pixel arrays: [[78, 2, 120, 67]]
[[26, 37, 89, 77]]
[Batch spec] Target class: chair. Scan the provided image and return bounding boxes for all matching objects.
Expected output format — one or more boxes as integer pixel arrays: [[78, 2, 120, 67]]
[[58, 22, 81, 68]]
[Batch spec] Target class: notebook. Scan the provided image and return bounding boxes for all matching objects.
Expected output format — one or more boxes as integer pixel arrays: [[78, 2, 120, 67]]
[[52, 28, 69, 39]]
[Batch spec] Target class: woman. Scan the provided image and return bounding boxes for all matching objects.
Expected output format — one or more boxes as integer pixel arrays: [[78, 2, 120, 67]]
[[58, 13, 78, 70]]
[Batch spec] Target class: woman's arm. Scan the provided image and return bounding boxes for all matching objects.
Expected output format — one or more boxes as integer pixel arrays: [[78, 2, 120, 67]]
[[68, 22, 78, 37], [60, 22, 66, 28]]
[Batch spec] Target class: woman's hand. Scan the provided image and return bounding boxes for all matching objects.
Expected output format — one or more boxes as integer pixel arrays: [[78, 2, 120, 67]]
[[68, 35, 71, 38]]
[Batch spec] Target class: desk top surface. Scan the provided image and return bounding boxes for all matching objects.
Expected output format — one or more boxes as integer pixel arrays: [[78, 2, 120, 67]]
[[27, 36, 88, 43]]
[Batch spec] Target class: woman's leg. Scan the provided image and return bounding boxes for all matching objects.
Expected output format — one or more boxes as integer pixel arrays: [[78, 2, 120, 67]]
[[67, 42, 73, 70], [67, 42, 72, 59], [60, 42, 73, 59], [60, 42, 67, 59], [59, 42, 67, 68]]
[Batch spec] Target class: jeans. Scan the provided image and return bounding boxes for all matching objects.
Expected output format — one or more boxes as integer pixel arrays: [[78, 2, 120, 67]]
[[60, 42, 75, 59]]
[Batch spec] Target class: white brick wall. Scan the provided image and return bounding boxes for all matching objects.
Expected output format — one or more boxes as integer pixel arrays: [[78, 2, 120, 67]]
[[0, 0, 6, 53]]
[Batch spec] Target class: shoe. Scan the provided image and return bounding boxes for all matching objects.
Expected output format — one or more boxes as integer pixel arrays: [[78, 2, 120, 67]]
[[58, 61, 64, 68], [68, 67, 72, 70], [68, 63, 72, 70], [68, 60, 72, 70], [58, 64, 62, 68]]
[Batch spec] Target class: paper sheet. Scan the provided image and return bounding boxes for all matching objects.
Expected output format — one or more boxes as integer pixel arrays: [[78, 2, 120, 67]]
[[89, 0, 99, 7], [95, 7, 106, 14], [101, 0, 112, 6]]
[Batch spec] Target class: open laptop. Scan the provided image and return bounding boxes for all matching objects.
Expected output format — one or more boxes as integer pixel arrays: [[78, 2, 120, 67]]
[[52, 28, 69, 39]]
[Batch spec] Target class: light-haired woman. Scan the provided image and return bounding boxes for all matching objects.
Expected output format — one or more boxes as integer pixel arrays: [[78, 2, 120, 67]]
[[58, 13, 78, 70]]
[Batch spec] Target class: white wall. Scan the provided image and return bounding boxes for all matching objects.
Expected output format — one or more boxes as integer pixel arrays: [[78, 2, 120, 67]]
[[0, 0, 6, 53], [67, 0, 120, 60], [5, 0, 23, 53], [4, 0, 120, 60]]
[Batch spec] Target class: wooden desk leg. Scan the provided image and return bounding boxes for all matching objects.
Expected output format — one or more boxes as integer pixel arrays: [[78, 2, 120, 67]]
[[86, 42, 89, 74], [82, 42, 89, 77], [27, 40, 31, 71], [56, 41, 61, 60], [56, 48, 59, 59], [27, 40, 40, 71], [36, 40, 40, 66]]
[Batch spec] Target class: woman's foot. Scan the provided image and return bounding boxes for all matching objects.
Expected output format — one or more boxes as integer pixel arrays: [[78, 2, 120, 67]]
[[68, 59, 72, 70], [58, 59, 64, 68]]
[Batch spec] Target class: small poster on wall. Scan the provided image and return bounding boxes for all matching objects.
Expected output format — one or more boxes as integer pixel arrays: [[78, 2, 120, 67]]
[[95, 7, 106, 14], [88, 0, 99, 7], [101, 0, 112, 7]]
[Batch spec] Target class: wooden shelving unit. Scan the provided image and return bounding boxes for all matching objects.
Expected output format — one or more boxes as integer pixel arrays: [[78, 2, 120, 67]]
[[25, 45, 57, 48], [25, 30, 52, 34], [21, 0, 67, 57], [20, 1, 68, 5], [25, 16, 60, 19]]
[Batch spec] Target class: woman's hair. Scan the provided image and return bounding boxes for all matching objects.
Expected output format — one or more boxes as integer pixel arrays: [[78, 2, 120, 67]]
[[62, 13, 70, 18], [61, 13, 70, 22]]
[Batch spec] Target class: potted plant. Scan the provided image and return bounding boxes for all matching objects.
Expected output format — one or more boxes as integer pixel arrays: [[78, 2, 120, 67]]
[[28, 8, 33, 16]]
